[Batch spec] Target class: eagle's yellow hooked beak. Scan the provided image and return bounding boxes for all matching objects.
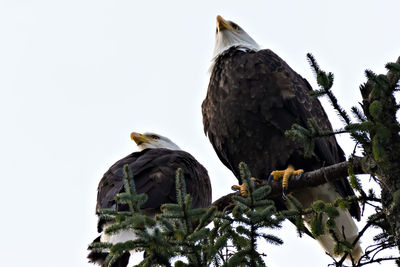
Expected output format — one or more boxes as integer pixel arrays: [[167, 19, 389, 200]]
[[130, 132, 150, 145], [217, 15, 233, 32]]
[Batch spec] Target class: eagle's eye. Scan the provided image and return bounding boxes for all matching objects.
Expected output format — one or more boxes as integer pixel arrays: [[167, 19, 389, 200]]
[[231, 23, 240, 30], [151, 135, 160, 140]]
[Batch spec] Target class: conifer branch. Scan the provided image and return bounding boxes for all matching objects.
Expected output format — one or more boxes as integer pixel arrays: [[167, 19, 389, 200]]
[[223, 162, 283, 266], [212, 157, 365, 212], [307, 53, 352, 125]]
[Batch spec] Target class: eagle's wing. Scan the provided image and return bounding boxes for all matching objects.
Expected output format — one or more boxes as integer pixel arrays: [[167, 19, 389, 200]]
[[256, 50, 360, 220]]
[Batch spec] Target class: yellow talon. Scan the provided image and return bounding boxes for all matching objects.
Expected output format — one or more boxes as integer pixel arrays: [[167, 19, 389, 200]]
[[270, 165, 304, 190], [231, 177, 257, 197], [270, 170, 285, 179], [232, 184, 248, 197]]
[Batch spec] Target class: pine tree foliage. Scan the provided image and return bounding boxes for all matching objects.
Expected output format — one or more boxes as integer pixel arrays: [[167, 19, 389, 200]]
[[285, 54, 400, 266], [307, 53, 351, 125], [155, 168, 218, 267], [90, 163, 287, 266], [282, 194, 358, 259], [222, 162, 284, 266]]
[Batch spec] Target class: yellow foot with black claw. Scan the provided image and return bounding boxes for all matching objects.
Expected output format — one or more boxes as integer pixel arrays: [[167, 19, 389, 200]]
[[270, 165, 304, 195], [231, 177, 258, 197]]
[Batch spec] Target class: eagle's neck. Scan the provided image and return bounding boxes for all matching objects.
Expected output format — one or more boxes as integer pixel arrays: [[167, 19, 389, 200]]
[[212, 29, 260, 59], [137, 142, 181, 151], [209, 46, 257, 74], [213, 45, 258, 59], [210, 31, 260, 73]]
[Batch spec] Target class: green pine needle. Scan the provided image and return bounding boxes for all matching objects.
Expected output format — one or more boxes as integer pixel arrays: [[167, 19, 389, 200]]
[[261, 233, 283, 245], [310, 213, 324, 237], [286, 194, 304, 210], [312, 200, 326, 212], [326, 218, 336, 230], [351, 106, 367, 122], [385, 62, 400, 72], [324, 204, 339, 218]]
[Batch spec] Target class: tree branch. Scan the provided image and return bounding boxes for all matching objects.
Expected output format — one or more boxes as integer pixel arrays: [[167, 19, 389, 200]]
[[212, 157, 365, 211]]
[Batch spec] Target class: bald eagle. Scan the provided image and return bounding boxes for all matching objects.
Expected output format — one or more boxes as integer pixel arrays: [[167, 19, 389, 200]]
[[202, 16, 361, 260], [88, 132, 211, 266]]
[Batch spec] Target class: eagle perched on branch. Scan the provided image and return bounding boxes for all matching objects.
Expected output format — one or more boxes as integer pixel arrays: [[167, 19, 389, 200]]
[[88, 132, 211, 266], [202, 15, 361, 260]]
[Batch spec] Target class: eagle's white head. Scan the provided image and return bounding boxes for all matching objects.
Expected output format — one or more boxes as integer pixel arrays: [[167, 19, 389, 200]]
[[130, 132, 181, 151], [213, 15, 260, 59]]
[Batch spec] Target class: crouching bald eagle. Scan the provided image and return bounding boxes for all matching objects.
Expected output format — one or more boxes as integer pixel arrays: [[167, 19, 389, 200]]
[[202, 15, 361, 260], [88, 132, 212, 266]]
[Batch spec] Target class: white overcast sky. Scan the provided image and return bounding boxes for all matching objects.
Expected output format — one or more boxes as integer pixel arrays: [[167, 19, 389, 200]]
[[1, 1, 399, 267]]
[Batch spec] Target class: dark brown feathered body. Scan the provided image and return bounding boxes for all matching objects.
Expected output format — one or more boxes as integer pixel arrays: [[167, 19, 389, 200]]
[[88, 148, 211, 266], [202, 47, 359, 219]]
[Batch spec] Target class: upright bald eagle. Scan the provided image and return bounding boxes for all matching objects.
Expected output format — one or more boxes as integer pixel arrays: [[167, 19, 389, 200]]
[[202, 16, 361, 260], [88, 132, 211, 267]]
